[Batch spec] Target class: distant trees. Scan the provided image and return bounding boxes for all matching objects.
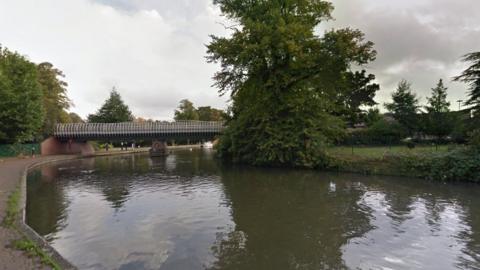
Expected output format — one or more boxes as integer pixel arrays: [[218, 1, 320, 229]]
[[174, 99, 199, 121], [384, 80, 420, 136], [87, 88, 134, 123], [174, 99, 225, 121], [0, 46, 44, 143]]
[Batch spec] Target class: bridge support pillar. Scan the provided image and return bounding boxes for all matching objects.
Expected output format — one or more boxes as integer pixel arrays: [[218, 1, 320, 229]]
[[41, 137, 95, 156], [150, 140, 168, 157]]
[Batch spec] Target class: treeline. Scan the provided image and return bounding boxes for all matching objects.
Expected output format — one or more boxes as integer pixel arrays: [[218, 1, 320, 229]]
[[344, 77, 477, 146], [206, 0, 480, 169], [0, 46, 83, 144]]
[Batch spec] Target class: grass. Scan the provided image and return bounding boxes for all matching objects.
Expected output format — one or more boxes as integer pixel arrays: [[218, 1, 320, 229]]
[[326, 145, 461, 177], [14, 239, 61, 270], [328, 145, 452, 159], [2, 185, 62, 269], [2, 186, 21, 227]]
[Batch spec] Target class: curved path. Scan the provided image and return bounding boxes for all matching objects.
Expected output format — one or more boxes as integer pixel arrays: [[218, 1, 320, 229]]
[[0, 155, 77, 269]]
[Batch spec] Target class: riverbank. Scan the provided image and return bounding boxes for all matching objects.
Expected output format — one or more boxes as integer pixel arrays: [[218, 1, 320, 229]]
[[0, 148, 161, 270], [328, 145, 480, 182]]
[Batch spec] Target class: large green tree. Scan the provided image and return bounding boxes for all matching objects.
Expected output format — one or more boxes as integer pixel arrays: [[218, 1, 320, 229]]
[[174, 99, 199, 121], [37, 62, 71, 137], [87, 88, 134, 123], [424, 79, 453, 140], [207, 0, 376, 167], [0, 46, 44, 143], [454, 52, 480, 120], [385, 80, 419, 136]]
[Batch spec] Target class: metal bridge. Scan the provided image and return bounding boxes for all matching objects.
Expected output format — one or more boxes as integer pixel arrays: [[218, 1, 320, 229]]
[[54, 121, 225, 141]]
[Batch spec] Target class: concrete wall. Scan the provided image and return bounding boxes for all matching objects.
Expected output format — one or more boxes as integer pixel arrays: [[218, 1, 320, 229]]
[[41, 137, 95, 156]]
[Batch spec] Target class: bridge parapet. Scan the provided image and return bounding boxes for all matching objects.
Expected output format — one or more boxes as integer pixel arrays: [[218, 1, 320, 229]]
[[54, 121, 225, 141]]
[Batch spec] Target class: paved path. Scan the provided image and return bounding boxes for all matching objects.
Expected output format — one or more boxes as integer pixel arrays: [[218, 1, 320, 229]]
[[0, 156, 77, 270]]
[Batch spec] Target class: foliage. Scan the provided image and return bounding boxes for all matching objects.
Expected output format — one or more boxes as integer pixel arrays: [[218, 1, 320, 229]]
[[37, 62, 71, 137], [207, 0, 376, 167], [197, 106, 225, 121], [363, 108, 382, 127], [0, 46, 44, 143], [384, 80, 419, 136], [469, 129, 480, 149], [342, 119, 406, 145], [87, 88, 134, 123], [454, 52, 480, 119], [335, 70, 379, 125], [174, 99, 225, 121], [404, 148, 480, 182], [174, 99, 199, 121], [424, 79, 453, 140], [67, 112, 84, 123]]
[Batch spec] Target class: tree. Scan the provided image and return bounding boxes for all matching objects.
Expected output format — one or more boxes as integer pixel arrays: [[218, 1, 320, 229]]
[[335, 70, 380, 125], [197, 106, 225, 121], [454, 52, 480, 120], [174, 99, 199, 121], [68, 112, 84, 123], [207, 0, 376, 167], [425, 79, 453, 140], [0, 46, 44, 143], [87, 88, 134, 123], [37, 62, 71, 137], [385, 80, 419, 136]]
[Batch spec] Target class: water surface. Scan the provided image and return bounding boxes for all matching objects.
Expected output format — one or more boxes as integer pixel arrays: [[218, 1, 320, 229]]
[[26, 150, 480, 269]]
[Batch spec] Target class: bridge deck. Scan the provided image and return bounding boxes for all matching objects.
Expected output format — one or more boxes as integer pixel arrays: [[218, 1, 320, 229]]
[[54, 121, 225, 141]]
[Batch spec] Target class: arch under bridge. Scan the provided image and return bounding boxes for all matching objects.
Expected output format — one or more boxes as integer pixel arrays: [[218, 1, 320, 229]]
[[42, 121, 225, 156]]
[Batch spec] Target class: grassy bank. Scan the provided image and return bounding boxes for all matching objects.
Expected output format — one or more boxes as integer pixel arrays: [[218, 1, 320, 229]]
[[327, 145, 478, 181]]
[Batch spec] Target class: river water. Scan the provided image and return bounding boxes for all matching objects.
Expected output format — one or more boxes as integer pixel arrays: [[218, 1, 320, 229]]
[[26, 149, 480, 270]]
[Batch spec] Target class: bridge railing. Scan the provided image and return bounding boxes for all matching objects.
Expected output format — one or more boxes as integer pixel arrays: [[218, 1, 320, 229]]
[[54, 121, 225, 140]]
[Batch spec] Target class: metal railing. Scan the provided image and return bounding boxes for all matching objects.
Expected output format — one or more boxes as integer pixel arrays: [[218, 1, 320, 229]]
[[54, 121, 225, 141]]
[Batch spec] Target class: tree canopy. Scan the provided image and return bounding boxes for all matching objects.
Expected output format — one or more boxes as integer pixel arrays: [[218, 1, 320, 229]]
[[424, 79, 453, 139], [37, 62, 71, 137], [454, 52, 480, 119], [174, 99, 225, 121], [88, 88, 134, 123], [174, 99, 199, 121], [207, 0, 377, 167], [385, 80, 419, 136], [0, 46, 44, 143]]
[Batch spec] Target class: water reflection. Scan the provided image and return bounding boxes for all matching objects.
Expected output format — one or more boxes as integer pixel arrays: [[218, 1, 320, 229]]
[[26, 150, 480, 270]]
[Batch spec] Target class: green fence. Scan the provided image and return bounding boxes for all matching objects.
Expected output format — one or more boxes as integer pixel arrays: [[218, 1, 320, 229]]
[[0, 144, 41, 157]]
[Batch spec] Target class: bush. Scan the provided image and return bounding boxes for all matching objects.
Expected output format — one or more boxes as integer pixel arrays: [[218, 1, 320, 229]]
[[341, 119, 407, 146], [404, 147, 480, 182]]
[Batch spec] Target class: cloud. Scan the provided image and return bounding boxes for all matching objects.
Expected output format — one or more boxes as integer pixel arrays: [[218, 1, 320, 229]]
[[0, 0, 228, 120], [0, 0, 478, 119], [329, 0, 480, 108]]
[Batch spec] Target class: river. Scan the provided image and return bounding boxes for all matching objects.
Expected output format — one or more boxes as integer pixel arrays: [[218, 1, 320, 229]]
[[26, 149, 480, 270]]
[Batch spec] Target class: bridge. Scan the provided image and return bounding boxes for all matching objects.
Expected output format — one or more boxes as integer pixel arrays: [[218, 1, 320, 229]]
[[42, 121, 225, 156]]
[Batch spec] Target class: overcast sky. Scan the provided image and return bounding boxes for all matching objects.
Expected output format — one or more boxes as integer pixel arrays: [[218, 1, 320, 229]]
[[0, 0, 478, 119]]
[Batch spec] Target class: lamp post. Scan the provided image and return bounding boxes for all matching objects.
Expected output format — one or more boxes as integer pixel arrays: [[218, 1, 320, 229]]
[[457, 100, 463, 111]]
